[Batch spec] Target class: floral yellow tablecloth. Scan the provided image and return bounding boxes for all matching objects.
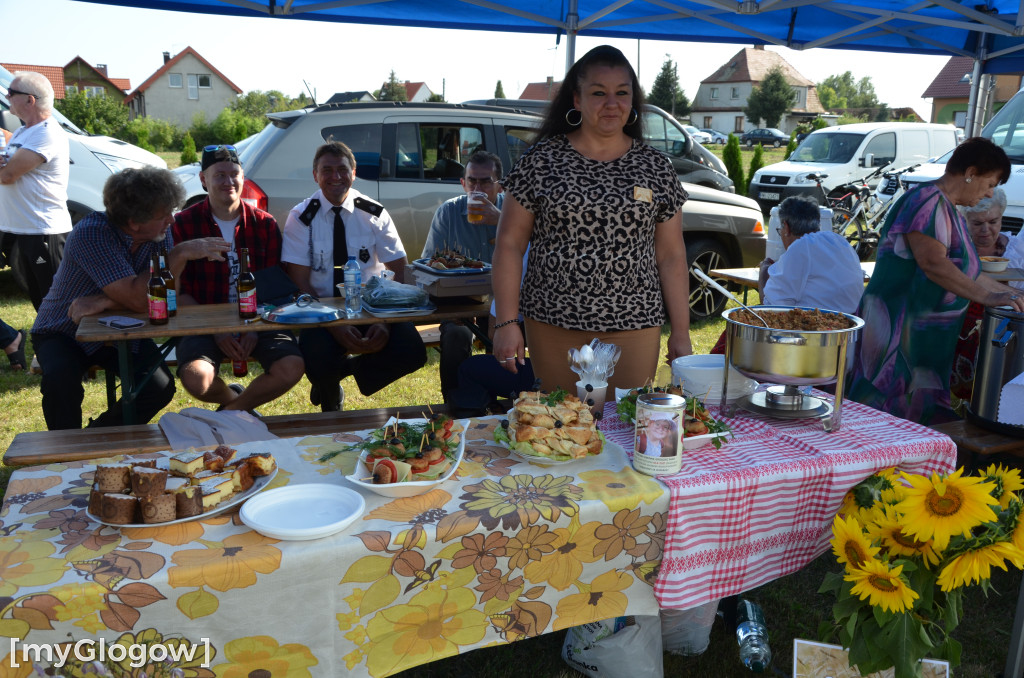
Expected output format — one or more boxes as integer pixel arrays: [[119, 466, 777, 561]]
[[0, 417, 668, 677]]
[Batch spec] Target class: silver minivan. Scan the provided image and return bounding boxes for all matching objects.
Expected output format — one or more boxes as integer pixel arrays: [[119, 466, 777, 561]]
[[175, 101, 765, 318]]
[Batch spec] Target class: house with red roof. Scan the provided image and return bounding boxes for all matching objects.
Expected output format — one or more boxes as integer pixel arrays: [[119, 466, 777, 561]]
[[690, 45, 826, 135], [125, 47, 242, 128], [379, 80, 434, 102], [3, 59, 131, 102], [1, 63, 67, 100], [922, 56, 1022, 130], [63, 57, 130, 98]]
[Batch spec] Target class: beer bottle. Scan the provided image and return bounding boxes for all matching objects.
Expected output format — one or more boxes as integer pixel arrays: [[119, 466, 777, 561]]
[[148, 252, 168, 325], [236, 248, 257, 319], [232, 334, 248, 377], [159, 245, 176, 318]]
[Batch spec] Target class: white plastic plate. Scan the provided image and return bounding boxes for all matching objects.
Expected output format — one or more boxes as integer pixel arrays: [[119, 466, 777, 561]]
[[239, 484, 365, 540]]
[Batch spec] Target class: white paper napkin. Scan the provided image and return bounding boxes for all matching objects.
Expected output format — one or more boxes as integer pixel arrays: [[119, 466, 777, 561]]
[[997, 371, 1024, 426]]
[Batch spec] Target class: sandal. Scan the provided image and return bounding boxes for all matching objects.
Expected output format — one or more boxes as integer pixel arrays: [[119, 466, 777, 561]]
[[6, 330, 26, 371]]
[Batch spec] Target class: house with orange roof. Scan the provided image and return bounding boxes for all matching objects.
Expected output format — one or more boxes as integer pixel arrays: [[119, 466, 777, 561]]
[[690, 45, 826, 135], [922, 56, 1022, 130], [0, 63, 66, 100], [519, 77, 560, 101], [63, 57, 130, 98], [125, 47, 242, 128]]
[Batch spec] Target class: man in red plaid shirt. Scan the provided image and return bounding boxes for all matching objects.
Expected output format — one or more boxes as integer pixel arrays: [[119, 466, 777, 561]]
[[171, 145, 304, 412]]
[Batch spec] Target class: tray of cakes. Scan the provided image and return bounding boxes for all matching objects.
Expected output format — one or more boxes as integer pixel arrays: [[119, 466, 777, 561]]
[[86, 445, 277, 528]]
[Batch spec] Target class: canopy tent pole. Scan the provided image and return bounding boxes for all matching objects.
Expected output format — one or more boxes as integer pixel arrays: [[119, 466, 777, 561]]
[[564, 0, 578, 75], [966, 28, 988, 137]]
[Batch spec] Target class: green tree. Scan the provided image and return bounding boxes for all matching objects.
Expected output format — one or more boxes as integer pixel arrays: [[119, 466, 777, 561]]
[[784, 134, 797, 160], [875, 103, 890, 122], [817, 72, 881, 109], [55, 90, 129, 138], [747, 143, 765, 194], [180, 131, 197, 166], [647, 58, 690, 118], [495, 81, 505, 98], [427, 93, 446, 102], [380, 71, 409, 102], [816, 85, 846, 111], [723, 134, 745, 193], [745, 66, 795, 129]]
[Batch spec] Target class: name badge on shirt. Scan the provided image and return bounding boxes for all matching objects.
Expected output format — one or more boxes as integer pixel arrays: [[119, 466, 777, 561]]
[[634, 186, 653, 203]]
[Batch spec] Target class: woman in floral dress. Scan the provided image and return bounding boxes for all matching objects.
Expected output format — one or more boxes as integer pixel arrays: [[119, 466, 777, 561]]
[[848, 138, 1023, 425]]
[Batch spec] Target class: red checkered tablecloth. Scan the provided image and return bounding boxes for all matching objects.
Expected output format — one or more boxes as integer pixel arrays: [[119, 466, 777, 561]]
[[598, 392, 957, 609]]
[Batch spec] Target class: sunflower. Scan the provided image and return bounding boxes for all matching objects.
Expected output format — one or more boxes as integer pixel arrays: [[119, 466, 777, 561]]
[[936, 541, 1024, 591], [844, 559, 919, 613], [897, 468, 999, 550], [982, 464, 1024, 510], [830, 514, 879, 572], [865, 505, 941, 567]]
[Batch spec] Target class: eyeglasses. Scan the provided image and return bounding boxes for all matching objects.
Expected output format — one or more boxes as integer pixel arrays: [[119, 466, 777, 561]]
[[6, 88, 35, 99], [775, 228, 783, 237], [203, 145, 237, 153], [464, 177, 496, 187]]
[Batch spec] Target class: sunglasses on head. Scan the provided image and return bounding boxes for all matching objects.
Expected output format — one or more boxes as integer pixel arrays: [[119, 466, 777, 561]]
[[203, 145, 237, 153]]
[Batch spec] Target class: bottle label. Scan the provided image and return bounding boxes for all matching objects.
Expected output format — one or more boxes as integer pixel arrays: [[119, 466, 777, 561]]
[[148, 296, 167, 320], [167, 289, 177, 313], [238, 288, 257, 314]]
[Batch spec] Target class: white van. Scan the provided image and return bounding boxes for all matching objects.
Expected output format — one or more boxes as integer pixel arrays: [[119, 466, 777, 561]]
[[0, 65, 166, 287], [748, 122, 958, 214]]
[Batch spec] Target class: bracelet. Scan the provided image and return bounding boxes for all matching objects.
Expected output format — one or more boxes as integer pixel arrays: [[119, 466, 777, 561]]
[[494, 318, 519, 329]]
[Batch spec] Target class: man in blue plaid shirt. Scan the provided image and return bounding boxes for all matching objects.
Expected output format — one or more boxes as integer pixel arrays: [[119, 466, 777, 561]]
[[31, 167, 230, 430]]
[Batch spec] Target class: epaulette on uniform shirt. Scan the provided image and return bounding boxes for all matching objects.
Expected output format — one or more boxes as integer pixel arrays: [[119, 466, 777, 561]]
[[353, 196, 384, 218]]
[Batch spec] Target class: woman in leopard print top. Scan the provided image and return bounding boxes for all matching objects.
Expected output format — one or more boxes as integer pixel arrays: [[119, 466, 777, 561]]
[[492, 45, 692, 392]]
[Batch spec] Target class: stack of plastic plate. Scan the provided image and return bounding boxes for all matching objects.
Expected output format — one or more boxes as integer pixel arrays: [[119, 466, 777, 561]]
[[671, 354, 757, 401]]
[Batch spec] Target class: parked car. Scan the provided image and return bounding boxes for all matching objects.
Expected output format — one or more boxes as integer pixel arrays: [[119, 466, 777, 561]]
[[741, 128, 790, 147], [0, 65, 167, 290], [748, 122, 957, 215], [464, 99, 733, 192], [682, 125, 712, 145], [174, 101, 763, 318], [699, 128, 729, 144]]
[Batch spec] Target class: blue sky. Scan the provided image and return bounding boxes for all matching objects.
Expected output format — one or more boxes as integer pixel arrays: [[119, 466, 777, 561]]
[[7, 0, 950, 119]]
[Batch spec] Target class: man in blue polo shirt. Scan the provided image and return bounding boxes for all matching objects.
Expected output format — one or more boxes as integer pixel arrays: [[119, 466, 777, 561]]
[[31, 167, 230, 430]]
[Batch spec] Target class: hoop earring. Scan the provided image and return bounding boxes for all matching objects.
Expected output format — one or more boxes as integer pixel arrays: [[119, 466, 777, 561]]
[[565, 108, 582, 127], [626, 108, 639, 125]]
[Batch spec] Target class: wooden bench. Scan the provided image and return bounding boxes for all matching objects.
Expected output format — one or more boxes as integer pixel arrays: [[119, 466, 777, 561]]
[[3, 404, 452, 467], [930, 419, 1024, 471]]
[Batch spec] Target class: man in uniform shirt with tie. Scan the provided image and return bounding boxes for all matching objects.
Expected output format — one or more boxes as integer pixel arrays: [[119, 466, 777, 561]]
[[281, 141, 426, 412]]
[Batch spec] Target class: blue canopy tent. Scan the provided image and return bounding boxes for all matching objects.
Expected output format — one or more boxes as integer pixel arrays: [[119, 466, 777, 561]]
[[68, 3, 1024, 668], [75, 0, 1024, 132]]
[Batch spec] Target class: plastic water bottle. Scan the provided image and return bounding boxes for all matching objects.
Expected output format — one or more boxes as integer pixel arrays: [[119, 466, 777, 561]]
[[735, 599, 771, 672], [343, 255, 361, 318]]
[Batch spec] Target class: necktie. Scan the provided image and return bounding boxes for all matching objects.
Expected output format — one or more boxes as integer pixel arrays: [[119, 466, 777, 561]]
[[332, 205, 348, 289]]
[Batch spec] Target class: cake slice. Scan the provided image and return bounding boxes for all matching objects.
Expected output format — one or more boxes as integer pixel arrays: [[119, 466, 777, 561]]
[[174, 485, 203, 518], [238, 452, 275, 477], [140, 494, 177, 524], [199, 481, 225, 509], [131, 467, 168, 497], [232, 462, 255, 493], [100, 493, 138, 525], [169, 449, 205, 477], [94, 464, 131, 492]]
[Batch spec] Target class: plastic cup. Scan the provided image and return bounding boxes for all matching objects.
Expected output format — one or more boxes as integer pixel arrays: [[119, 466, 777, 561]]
[[467, 192, 486, 223], [577, 380, 608, 416]]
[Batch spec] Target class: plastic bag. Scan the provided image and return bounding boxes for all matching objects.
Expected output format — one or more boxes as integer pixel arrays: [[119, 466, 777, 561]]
[[362, 275, 429, 308], [561, 615, 663, 678], [660, 600, 719, 656]]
